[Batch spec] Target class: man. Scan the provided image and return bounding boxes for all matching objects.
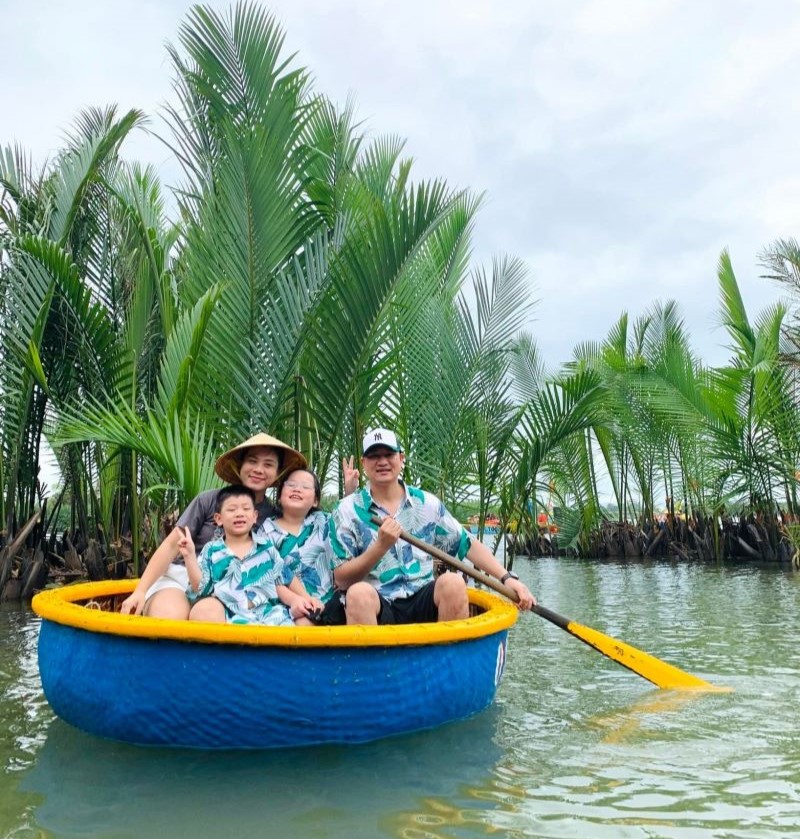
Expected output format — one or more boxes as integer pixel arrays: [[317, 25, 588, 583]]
[[330, 428, 535, 624]]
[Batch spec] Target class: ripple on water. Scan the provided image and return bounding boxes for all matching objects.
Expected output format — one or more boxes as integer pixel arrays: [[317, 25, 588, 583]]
[[0, 612, 52, 774], [4, 561, 800, 838]]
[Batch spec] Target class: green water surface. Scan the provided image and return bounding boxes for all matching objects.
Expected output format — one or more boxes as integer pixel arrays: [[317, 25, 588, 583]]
[[2, 557, 799, 838]]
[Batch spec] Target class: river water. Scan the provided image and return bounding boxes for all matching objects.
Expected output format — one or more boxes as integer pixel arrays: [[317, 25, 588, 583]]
[[2, 557, 799, 838]]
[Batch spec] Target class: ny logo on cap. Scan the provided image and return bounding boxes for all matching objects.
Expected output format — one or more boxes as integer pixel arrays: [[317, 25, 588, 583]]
[[363, 428, 401, 454]]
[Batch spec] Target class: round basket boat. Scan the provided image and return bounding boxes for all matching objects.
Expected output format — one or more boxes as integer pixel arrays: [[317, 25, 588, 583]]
[[32, 581, 518, 750]]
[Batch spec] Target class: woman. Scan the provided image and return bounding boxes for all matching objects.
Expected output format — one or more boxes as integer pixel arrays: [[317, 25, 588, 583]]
[[260, 468, 336, 609], [121, 434, 357, 618]]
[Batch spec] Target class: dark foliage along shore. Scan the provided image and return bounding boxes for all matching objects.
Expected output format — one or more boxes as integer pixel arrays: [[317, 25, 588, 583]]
[[510, 512, 798, 565]]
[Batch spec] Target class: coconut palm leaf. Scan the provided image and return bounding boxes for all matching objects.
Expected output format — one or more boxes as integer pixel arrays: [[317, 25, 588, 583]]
[[164, 4, 321, 435], [516, 369, 606, 482], [49, 107, 146, 247], [400, 255, 532, 493], [56, 399, 219, 503], [106, 161, 180, 354], [154, 285, 224, 420], [301, 94, 364, 229], [760, 237, 800, 294], [295, 178, 463, 476], [0, 144, 49, 237]]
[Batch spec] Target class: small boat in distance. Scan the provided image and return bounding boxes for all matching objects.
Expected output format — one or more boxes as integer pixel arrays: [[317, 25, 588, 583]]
[[466, 514, 501, 534], [32, 580, 518, 750]]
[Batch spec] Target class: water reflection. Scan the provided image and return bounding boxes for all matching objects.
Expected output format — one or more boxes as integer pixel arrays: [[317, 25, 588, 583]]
[[584, 688, 714, 745], [6, 558, 800, 838], [0, 609, 51, 771], [24, 710, 506, 839]]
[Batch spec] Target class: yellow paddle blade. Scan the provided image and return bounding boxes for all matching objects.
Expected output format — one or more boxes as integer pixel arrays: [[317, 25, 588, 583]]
[[564, 616, 730, 692]]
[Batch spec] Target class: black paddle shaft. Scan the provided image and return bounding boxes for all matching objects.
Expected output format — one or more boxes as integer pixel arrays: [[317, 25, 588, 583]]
[[369, 515, 520, 601]]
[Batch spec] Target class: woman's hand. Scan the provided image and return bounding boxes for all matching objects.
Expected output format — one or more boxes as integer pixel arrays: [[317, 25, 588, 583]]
[[120, 586, 146, 615]]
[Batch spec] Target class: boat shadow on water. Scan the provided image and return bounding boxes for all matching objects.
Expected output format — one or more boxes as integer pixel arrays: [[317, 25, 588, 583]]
[[23, 710, 506, 839]]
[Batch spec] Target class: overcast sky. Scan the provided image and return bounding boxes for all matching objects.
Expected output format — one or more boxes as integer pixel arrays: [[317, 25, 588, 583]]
[[5, 0, 799, 369]]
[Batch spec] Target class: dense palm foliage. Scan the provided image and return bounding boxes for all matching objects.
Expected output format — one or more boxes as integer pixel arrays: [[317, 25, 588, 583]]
[[1, 3, 799, 585], [542, 252, 800, 556], [0, 5, 543, 570]]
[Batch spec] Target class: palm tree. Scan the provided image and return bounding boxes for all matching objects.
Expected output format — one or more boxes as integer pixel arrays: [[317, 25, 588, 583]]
[[708, 251, 799, 512], [48, 3, 514, 566], [0, 108, 148, 548]]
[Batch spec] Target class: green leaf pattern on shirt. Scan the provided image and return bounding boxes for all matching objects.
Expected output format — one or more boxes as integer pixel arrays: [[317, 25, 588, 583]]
[[330, 481, 472, 602], [259, 511, 335, 603], [190, 532, 294, 625]]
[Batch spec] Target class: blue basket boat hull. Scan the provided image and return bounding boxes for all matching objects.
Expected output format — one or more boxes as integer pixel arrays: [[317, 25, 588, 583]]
[[39, 621, 509, 749], [35, 585, 514, 750]]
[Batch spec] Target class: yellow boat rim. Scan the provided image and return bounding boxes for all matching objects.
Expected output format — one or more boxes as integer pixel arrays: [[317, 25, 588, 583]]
[[32, 580, 518, 648]]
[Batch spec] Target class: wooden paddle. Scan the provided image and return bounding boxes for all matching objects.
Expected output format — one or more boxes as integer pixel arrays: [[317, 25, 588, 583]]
[[371, 515, 725, 691]]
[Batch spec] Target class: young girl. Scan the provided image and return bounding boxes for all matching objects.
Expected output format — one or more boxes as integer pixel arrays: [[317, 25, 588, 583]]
[[260, 469, 335, 609]]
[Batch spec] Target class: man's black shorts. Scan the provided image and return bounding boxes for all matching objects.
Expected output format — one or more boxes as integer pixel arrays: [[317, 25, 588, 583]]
[[376, 580, 438, 624], [310, 594, 347, 626], [309, 580, 439, 625]]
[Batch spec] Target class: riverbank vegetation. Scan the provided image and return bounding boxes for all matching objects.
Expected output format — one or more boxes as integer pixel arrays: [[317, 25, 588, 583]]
[[2, 4, 800, 599]]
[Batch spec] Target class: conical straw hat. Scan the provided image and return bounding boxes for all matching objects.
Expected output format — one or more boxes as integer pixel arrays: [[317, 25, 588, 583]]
[[215, 433, 307, 485]]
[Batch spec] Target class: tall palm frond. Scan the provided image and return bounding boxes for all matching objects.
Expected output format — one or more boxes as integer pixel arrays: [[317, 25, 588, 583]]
[[165, 3, 320, 435]]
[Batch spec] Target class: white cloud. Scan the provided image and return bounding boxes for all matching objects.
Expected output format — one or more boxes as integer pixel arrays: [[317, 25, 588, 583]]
[[574, 0, 678, 37], [5, 0, 797, 370]]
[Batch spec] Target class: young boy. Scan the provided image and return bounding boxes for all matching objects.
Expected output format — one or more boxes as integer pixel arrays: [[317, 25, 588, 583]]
[[178, 485, 317, 626]]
